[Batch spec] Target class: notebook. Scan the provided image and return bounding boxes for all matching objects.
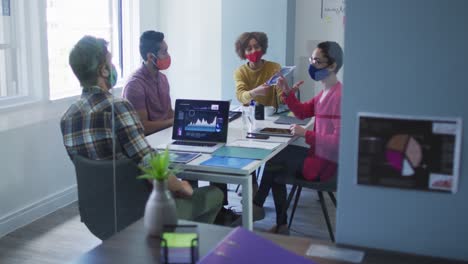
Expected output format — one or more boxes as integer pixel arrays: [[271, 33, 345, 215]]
[[168, 151, 201, 164], [200, 156, 255, 169], [198, 227, 316, 264], [158, 99, 230, 153], [213, 146, 272, 160]]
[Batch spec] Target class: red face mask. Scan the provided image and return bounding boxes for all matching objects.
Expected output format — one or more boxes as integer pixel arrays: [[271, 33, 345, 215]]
[[245, 50, 263, 63], [153, 55, 171, 70]]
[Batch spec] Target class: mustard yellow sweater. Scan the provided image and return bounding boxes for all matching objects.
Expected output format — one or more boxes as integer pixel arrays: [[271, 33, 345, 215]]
[[234, 60, 282, 107]]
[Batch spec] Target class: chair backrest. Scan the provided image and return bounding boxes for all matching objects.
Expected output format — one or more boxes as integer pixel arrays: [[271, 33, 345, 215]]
[[72, 155, 151, 240], [319, 172, 338, 192], [289, 170, 337, 192]]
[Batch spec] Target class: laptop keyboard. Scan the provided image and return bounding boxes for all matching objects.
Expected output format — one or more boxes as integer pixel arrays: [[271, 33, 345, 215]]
[[173, 141, 217, 147]]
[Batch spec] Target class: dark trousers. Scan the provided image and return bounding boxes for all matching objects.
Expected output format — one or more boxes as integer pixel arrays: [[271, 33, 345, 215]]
[[253, 145, 308, 225], [211, 171, 258, 205]]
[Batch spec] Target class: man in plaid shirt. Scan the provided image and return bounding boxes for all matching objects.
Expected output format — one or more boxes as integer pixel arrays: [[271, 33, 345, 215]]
[[61, 35, 222, 223]]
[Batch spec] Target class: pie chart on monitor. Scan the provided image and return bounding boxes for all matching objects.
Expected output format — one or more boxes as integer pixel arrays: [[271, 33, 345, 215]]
[[385, 134, 422, 176]]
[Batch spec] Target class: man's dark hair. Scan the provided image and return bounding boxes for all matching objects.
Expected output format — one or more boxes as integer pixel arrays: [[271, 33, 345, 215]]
[[317, 41, 344, 73], [235, 32, 269, 60], [69, 35, 109, 88], [139, 30, 165, 61]]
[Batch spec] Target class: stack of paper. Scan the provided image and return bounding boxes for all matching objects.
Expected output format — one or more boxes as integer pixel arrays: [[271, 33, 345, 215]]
[[227, 140, 281, 150]]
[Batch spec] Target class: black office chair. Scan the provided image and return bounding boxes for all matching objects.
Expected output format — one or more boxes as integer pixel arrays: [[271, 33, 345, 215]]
[[72, 155, 151, 240], [279, 173, 337, 242]]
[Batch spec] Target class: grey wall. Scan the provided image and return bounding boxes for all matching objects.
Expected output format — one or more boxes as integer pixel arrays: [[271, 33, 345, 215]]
[[220, 0, 290, 101], [336, 0, 468, 261], [0, 110, 77, 237], [293, 0, 345, 101]]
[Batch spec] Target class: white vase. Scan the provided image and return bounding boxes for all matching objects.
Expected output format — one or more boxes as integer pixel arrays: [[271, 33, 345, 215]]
[[143, 180, 178, 236]]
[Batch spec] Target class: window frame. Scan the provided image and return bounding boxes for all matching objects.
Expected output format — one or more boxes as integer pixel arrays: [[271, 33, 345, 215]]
[[0, 0, 45, 110], [0, 0, 140, 110]]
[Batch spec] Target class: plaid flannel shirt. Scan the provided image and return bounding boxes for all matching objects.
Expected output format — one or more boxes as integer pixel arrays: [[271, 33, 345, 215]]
[[60, 86, 154, 165]]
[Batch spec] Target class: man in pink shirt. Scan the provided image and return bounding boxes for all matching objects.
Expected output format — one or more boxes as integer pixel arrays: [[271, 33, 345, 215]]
[[124, 31, 238, 225], [123, 30, 174, 135]]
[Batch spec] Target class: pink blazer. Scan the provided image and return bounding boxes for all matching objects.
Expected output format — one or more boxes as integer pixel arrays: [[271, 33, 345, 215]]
[[283, 82, 342, 182]]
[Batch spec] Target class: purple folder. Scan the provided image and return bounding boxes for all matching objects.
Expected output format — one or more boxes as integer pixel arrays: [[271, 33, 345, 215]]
[[198, 227, 316, 264]]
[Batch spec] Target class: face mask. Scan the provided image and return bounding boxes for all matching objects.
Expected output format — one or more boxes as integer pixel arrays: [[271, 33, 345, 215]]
[[152, 55, 171, 70], [245, 50, 263, 63], [106, 64, 117, 88], [308, 64, 330, 81]]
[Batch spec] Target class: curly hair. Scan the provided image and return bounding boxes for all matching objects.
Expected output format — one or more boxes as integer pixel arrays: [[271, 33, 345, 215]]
[[235, 32, 268, 60], [69, 35, 109, 88]]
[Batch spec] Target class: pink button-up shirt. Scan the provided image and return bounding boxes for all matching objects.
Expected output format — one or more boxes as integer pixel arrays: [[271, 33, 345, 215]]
[[123, 64, 172, 121]]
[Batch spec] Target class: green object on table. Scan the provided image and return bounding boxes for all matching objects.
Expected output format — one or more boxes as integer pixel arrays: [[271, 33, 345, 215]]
[[162, 232, 198, 248]]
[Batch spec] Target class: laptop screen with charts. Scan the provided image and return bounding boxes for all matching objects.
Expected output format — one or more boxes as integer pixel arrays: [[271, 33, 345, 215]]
[[159, 99, 230, 153]]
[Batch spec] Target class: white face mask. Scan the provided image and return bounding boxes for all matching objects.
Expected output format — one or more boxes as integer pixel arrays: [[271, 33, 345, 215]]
[[150, 53, 158, 67]]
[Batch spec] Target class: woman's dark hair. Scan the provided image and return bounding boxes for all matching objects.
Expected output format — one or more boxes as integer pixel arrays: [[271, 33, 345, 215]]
[[317, 41, 343, 73], [235, 32, 268, 60], [69, 35, 109, 87], [139, 30, 165, 60]]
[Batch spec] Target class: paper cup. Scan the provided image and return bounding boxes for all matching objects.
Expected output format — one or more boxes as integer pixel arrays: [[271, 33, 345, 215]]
[[264, 106, 276, 116]]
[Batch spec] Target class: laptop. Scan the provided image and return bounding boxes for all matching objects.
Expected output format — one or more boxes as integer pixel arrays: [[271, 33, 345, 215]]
[[158, 99, 230, 153]]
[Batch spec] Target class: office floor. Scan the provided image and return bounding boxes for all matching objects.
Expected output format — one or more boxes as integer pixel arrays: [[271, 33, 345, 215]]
[[0, 184, 335, 264]]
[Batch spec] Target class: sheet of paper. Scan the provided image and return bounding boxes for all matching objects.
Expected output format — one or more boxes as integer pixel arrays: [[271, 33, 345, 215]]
[[306, 244, 365, 263], [227, 139, 281, 150]]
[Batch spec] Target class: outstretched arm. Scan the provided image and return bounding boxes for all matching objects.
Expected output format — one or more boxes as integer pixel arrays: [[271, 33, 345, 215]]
[[278, 76, 316, 120]]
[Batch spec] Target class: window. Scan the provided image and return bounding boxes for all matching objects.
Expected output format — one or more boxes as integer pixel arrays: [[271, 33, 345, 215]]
[[0, 0, 19, 98], [0, 0, 139, 107], [0, 0, 42, 107], [46, 0, 124, 100]]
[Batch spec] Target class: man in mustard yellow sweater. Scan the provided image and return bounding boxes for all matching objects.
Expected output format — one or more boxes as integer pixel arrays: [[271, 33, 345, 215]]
[[234, 32, 282, 108]]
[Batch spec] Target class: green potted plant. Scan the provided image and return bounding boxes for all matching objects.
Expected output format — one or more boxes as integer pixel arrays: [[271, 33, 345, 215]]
[[138, 149, 179, 236]]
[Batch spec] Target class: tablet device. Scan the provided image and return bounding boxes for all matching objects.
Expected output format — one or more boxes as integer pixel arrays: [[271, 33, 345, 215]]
[[260, 127, 291, 135], [252, 127, 293, 137], [265, 66, 296, 86]]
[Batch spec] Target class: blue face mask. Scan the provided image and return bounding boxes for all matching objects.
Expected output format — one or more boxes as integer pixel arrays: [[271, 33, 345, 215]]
[[308, 64, 330, 81]]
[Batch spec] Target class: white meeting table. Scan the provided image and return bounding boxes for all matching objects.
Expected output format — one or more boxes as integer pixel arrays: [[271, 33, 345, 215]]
[[145, 114, 309, 230]]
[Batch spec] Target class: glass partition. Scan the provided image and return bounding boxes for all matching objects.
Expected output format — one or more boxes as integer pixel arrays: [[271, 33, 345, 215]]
[[0, 2, 344, 259]]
